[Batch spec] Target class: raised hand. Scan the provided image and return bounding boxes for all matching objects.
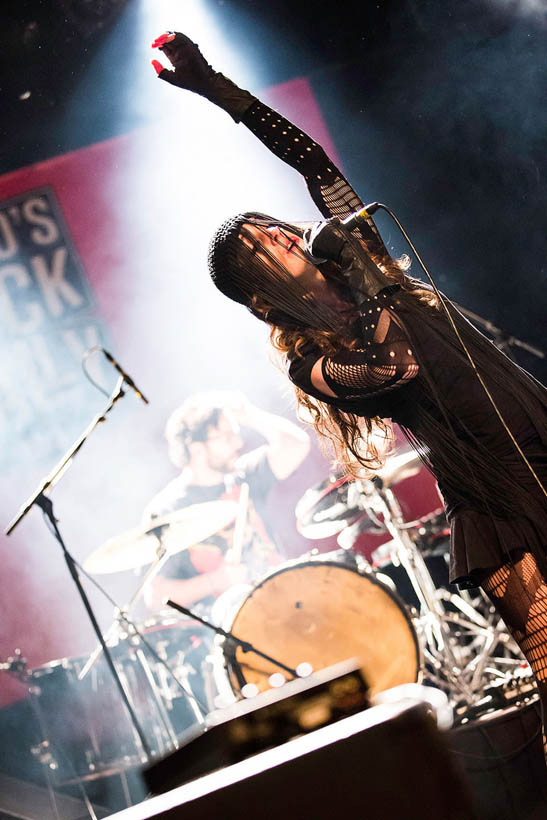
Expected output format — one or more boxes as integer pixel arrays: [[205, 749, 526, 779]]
[[150, 30, 256, 122], [151, 31, 216, 94], [151, 32, 175, 49]]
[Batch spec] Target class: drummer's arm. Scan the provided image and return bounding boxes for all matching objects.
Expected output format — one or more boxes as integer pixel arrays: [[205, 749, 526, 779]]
[[230, 397, 309, 480], [144, 562, 248, 611]]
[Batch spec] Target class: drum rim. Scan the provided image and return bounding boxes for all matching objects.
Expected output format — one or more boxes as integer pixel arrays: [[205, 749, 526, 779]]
[[223, 555, 423, 690]]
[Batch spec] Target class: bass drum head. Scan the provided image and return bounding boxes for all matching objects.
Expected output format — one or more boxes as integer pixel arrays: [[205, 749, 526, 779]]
[[225, 560, 420, 699]]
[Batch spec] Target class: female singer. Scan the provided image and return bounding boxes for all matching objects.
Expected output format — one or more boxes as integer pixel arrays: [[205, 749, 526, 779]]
[[151, 32, 547, 754]]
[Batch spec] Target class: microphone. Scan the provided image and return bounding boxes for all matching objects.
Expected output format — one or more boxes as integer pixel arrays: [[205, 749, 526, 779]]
[[101, 349, 149, 404], [341, 202, 380, 232], [305, 202, 381, 264]]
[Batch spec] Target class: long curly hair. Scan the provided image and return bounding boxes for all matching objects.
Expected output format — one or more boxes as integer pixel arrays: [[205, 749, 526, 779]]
[[208, 212, 438, 477]]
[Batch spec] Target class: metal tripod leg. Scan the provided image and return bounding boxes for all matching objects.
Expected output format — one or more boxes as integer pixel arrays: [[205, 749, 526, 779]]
[[369, 486, 463, 671], [364, 481, 527, 708]]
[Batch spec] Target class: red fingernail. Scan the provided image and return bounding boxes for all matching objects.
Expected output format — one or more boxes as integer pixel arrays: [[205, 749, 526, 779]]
[[151, 32, 174, 48], [151, 59, 164, 75]]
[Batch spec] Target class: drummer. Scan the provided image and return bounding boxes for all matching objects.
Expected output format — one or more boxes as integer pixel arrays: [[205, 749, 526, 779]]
[[143, 391, 309, 613]]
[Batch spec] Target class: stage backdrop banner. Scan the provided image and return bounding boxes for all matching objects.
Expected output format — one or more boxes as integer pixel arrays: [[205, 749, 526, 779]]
[[0, 186, 110, 470]]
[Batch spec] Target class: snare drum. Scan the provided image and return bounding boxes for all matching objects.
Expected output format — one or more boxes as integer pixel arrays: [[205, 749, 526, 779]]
[[214, 553, 421, 704]]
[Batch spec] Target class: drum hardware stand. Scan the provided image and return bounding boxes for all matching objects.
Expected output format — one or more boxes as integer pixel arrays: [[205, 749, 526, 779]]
[[343, 477, 526, 715], [77, 538, 208, 747], [166, 599, 299, 681], [109, 612, 208, 730], [359, 481, 461, 658], [78, 535, 172, 681], [4, 377, 153, 764]]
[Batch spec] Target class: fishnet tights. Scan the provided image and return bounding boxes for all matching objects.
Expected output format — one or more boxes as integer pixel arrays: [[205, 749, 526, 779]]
[[481, 552, 547, 759]]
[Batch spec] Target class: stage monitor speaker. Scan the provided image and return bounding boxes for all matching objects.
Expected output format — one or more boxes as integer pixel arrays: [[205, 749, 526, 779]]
[[109, 700, 479, 820], [145, 659, 370, 794]]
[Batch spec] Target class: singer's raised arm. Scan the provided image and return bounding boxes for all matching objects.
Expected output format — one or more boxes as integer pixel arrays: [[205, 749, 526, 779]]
[[151, 31, 389, 260]]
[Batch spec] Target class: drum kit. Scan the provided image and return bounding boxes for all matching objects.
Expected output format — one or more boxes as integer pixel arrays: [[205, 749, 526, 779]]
[[5, 449, 533, 789]]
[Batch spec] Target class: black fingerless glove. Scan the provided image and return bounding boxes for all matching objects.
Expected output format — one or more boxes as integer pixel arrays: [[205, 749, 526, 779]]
[[158, 32, 256, 123], [306, 218, 393, 305]]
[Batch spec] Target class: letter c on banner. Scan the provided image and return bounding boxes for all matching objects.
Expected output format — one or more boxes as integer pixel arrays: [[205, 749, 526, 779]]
[[0, 264, 45, 332]]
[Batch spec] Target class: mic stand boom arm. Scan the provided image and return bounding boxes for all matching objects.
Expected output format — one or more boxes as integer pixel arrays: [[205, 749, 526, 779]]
[[4, 376, 153, 759], [6, 377, 126, 536], [166, 599, 298, 679], [452, 303, 544, 361]]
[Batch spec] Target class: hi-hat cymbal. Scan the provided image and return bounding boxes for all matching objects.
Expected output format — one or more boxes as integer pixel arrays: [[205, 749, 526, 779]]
[[84, 500, 239, 574]]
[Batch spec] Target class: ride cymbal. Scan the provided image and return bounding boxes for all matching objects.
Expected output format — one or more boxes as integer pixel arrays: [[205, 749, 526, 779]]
[[84, 500, 239, 574]]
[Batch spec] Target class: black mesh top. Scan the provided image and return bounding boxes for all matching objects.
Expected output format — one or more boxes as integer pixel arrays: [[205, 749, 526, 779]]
[[288, 287, 420, 405], [242, 100, 388, 259]]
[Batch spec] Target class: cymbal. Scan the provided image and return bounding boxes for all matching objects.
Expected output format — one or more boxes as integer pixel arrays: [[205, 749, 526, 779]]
[[295, 450, 422, 540], [376, 449, 422, 488], [84, 500, 239, 574], [295, 475, 383, 539]]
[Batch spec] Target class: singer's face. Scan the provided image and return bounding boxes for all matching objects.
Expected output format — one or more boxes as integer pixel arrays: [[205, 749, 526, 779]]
[[240, 224, 330, 296]]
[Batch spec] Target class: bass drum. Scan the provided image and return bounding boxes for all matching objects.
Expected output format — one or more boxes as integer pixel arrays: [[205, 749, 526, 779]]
[[217, 553, 421, 702]]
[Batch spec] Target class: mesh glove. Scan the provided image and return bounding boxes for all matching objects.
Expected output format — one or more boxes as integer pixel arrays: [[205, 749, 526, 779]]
[[306, 218, 393, 305], [151, 31, 256, 123]]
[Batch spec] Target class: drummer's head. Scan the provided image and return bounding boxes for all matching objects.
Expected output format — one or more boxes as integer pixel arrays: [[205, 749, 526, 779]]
[[166, 393, 243, 472]]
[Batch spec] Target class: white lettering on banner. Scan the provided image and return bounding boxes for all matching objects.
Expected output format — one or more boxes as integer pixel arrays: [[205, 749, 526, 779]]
[[0, 212, 18, 261], [0, 186, 111, 469], [32, 247, 84, 316], [0, 263, 44, 332], [22, 197, 60, 246]]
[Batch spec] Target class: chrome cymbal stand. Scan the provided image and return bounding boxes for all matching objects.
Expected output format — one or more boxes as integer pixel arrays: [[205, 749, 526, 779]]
[[78, 539, 207, 753], [351, 479, 525, 712], [364, 482, 474, 697]]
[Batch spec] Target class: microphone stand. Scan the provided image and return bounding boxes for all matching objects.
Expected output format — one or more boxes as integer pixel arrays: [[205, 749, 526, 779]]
[[4, 376, 152, 759], [166, 600, 298, 679], [452, 303, 545, 361]]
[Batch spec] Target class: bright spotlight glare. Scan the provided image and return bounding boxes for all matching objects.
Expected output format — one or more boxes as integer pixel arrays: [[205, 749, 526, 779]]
[[140, 0, 253, 85]]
